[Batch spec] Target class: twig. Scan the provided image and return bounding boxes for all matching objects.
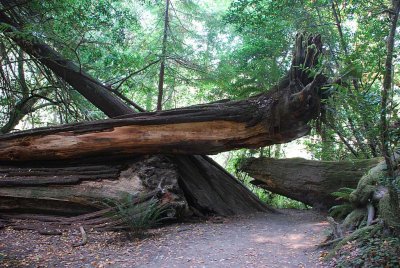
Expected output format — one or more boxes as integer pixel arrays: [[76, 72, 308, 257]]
[[318, 237, 343, 247], [72, 226, 87, 247]]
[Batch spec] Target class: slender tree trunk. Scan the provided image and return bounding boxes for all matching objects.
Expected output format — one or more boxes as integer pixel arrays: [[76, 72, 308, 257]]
[[157, 0, 170, 111], [379, 0, 400, 232], [381, 0, 399, 176], [330, 0, 372, 157]]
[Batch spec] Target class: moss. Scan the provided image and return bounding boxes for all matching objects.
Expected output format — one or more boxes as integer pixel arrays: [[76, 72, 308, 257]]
[[349, 162, 387, 206], [342, 208, 367, 230], [379, 189, 400, 231]]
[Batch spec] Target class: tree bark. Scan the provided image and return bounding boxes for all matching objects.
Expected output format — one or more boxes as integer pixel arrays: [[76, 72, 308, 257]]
[[239, 157, 382, 209], [157, 0, 170, 111], [0, 34, 325, 162], [0, 3, 323, 217], [0, 155, 270, 216]]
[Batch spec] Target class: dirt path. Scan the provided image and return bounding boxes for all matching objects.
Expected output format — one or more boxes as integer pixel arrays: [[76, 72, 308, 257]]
[[0, 209, 329, 267]]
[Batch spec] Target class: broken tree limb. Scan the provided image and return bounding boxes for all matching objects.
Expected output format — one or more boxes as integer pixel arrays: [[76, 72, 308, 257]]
[[0, 7, 134, 118], [0, 34, 326, 162], [72, 226, 88, 247], [239, 157, 382, 209]]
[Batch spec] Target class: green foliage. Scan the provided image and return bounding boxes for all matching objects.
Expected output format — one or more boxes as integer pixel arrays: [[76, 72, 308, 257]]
[[331, 187, 355, 202], [329, 204, 353, 219], [105, 195, 172, 238], [329, 187, 355, 219], [333, 232, 400, 268]]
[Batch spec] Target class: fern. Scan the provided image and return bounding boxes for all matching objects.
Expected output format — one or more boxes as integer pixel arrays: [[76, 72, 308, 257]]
[[329, 187, 355, 219], [105, 194, 173, 237], [331, 187, 355, 201], [329, 204, 353, 219]]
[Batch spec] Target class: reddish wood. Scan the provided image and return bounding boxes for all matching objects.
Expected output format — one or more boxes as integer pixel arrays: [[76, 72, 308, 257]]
[[0, 35, 325, 162]]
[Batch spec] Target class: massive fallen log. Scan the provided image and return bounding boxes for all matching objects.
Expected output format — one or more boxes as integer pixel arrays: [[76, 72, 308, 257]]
[[0, 3, 325, 218], [0, 34, 325, 162], [0, 155, 269, 216], [0, 3, 271, 217], [239, 157, 382, 209]]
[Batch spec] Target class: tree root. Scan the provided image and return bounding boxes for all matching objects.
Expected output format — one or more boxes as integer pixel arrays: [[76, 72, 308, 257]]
[[318, 237, 343, 248], [72, 226, 88, 247], [326, 224, 381, 259]]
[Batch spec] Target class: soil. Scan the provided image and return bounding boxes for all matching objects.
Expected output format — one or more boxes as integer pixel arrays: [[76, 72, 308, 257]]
[[0, 209, 331, 268]]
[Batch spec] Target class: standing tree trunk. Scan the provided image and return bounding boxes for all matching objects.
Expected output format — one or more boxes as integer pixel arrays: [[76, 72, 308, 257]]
[[157, 0, 170, 111], [379, 0, 400, 231]]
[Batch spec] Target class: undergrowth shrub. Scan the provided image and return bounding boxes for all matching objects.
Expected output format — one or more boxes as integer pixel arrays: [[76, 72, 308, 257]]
[[105, 194, 172, 238], [332, 232, 400, 267], [329, 187, 355, 219]]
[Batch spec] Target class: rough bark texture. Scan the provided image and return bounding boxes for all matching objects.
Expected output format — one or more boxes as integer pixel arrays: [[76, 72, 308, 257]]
[[175, 155, 268, 215], [0, 3, 271, 217], [0, 34, 326, 162], [240, 157, 382, 209], [0, 2, 324, 218], [0, 155, 270, 216]]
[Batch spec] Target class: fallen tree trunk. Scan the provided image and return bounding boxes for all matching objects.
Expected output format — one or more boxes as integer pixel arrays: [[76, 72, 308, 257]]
[[0, 3, 324, 218], [0, 7, 133, 118], [0, 3, 273, 217], [0, 155, 270, 216], [0, 34, 326, 162], [239, 157, 382, 209]]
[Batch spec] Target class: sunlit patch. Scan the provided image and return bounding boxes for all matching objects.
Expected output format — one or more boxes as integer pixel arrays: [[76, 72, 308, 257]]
[[251, 231, 320, 250], [252, 234, 274, 244]]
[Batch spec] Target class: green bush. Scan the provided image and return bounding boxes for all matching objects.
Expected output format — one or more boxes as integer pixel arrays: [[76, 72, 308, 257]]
[[106, 194, 172, 238], [329, 187, 355, 219], [334, 234, 400, 267]]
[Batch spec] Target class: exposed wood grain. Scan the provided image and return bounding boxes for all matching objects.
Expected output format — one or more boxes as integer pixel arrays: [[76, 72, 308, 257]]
[[0, 35, 326, 162]]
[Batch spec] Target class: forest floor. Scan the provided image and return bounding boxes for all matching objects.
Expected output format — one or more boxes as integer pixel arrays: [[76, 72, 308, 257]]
[[0, 209, 332, 268]]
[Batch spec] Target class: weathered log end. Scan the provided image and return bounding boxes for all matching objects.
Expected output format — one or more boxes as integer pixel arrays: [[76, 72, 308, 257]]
[[239, 157, 382, 210]]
